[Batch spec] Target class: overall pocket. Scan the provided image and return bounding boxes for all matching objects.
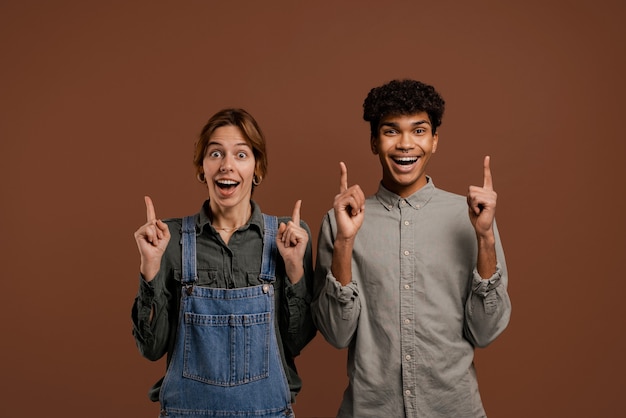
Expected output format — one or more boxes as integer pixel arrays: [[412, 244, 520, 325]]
[[182, 311, 271, 386]]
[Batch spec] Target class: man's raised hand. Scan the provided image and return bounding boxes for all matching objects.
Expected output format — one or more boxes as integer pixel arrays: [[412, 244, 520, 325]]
[[467, 156, 497, 237], [334, 162, 365, 240]]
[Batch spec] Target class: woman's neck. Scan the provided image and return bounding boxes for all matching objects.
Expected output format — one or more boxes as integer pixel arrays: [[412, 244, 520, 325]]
[[210, 202, 251, 232]]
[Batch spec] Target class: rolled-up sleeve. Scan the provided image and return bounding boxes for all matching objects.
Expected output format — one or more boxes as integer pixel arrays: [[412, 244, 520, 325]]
[[464, 222, 512, 348], [131, 270, 171, 361], [281, 221, 317, 357], [312, 213, 361, 349]]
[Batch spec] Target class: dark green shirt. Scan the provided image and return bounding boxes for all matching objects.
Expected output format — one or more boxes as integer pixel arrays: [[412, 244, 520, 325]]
[[132, 200, 316, 402]]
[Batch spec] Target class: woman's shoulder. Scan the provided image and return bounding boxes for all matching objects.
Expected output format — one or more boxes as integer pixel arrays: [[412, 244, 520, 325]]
[[266, 213, 312, 233]]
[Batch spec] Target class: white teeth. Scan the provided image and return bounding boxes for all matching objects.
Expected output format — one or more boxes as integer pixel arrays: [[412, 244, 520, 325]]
[[217, 180, 238, 185], [393, 156, 418, 166]]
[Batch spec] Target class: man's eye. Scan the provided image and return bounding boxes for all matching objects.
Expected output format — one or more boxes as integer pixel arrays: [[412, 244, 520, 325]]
[[415, 128, 425, 134]]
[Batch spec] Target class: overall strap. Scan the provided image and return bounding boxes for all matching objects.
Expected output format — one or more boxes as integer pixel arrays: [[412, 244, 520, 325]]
[[181, 214, 198, 286], [259, 214, 278, 283]]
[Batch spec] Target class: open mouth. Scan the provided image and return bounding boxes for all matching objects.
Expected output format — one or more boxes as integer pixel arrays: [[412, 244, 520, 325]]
[[215, 179, 240, 190], [392, 156, 419, 166]]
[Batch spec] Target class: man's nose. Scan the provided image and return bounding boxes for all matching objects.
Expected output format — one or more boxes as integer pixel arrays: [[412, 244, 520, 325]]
[[397, 133, 415, 150]]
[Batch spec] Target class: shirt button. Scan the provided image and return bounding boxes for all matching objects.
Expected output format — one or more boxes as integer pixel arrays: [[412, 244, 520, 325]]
[[405, 389, 411, 396], [404, 220, 410, 226], [404, 250, 410, 256], [404, 284, 410, 290], [404, 319, 410, 324], [405, 355, 411, 360]]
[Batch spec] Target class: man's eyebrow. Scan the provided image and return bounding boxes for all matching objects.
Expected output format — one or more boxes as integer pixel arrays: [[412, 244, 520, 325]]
[[380, 119, 431, 128]]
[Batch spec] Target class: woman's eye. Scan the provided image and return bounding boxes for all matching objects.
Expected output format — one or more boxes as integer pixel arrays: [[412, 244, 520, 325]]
[[237, 151, 248, 159], [209, 150, 222, 158]]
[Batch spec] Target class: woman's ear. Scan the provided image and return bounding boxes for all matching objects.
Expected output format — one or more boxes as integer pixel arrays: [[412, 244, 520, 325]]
[[253, 164, 262, 186]]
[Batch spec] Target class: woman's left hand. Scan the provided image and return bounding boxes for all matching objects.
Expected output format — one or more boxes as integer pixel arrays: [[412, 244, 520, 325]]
[[277, 199, 308, 284]]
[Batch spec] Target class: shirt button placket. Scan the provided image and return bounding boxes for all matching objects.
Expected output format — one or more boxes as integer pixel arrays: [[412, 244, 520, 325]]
[[399, 198, 417, 415]]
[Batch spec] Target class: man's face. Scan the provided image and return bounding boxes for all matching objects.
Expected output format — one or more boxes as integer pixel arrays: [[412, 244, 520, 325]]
[[371, 112, 438, 197]]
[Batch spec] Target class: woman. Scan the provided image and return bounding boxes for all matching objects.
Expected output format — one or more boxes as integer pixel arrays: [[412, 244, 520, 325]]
[[131, 108, 316, 417]]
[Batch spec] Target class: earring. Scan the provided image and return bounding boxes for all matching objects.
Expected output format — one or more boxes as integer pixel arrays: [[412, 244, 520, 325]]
[[253, 175, 261, 186], [197, 172, 206, 183]]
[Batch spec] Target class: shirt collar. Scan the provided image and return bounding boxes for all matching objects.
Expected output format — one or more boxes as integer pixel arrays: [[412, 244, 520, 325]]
[[197, 199, 263, 234], [375, 176, 435, 211]]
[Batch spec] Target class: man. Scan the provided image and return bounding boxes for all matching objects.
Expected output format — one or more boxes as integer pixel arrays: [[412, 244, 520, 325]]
[[312, 79, 511, 417]]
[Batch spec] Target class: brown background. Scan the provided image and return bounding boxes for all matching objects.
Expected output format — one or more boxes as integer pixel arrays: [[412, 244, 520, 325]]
[[1, 0, 625, 417]]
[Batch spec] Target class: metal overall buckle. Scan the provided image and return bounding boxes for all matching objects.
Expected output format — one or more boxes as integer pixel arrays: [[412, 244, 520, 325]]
[[184, 283, 194, 295]]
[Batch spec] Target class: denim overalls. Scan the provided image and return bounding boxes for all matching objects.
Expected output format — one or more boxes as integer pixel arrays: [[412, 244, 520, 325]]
[[158, 214, 295, 417]]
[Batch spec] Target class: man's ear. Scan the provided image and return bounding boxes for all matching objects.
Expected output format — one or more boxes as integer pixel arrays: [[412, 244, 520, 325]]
[[370, 136, 379, 154], [432, 132, 439, 154]]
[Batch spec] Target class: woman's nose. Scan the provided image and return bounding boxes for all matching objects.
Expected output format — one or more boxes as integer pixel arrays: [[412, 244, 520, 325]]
[[220, 155, 233, 172]]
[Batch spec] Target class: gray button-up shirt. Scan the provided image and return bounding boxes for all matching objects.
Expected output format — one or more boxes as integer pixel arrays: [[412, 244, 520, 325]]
[[313, 179, 511, 417]]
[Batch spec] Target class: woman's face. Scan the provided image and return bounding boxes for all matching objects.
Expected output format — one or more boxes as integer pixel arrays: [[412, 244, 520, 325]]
[[202, 125, 257, 211]]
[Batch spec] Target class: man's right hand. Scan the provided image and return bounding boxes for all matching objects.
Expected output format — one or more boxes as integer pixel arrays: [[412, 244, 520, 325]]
[[330, 162, 365, 286], [333, 162, 365, 241], [133, 196, 170, 281]]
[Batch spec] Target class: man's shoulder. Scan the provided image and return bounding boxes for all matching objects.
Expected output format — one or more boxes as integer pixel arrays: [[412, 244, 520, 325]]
[[428, 188, 469, 218], [431, 187, 466, 202]]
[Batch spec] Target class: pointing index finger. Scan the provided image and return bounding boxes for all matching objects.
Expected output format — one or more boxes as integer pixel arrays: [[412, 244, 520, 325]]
[[339, 161, 348, 193], [483, 156, 493, 190], [291, 199, 301, 226], [145, 195, 156, 222]]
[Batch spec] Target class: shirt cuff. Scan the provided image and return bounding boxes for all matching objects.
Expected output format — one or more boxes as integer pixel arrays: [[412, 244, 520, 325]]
[[471, 264, 503, 298], [138, 274, 156, 298], [285, 276, 308, 299], [325, 272, 358, 304]]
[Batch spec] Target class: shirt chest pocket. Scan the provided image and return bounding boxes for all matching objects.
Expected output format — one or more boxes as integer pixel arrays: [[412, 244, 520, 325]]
[[174, 268, 219, 287], [246, 271, 265, 287]]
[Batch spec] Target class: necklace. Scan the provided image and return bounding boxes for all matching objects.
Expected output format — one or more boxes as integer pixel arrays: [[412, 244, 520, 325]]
[[211, 206, 251, 234], [212, 225, 242, 233]]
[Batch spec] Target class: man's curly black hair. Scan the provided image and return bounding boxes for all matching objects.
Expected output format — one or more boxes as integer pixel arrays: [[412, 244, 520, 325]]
[[363, 79, 446, 138]]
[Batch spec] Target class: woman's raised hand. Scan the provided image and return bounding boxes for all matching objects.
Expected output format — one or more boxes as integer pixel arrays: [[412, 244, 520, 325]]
[[134, 196, 171, 281], [277, 199, 308, 284]]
